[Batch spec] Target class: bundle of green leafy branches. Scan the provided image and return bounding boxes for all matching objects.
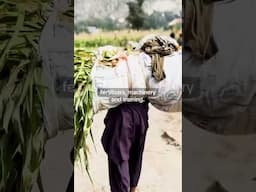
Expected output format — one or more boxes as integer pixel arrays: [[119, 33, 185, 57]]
[[0, 0, 51, 191], [0, 0, 74, 191], [74, 48, 95, 181]]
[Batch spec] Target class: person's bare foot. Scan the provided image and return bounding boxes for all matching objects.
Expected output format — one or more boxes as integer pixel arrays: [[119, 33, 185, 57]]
[[130, 187, 138, 192]]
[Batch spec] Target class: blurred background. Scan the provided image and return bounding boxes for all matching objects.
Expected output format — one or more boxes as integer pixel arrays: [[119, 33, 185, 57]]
[[74, 0, 182, 49]]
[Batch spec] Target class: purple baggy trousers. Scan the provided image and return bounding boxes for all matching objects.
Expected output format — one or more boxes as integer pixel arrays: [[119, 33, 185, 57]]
[[101, 102, 149, 192]]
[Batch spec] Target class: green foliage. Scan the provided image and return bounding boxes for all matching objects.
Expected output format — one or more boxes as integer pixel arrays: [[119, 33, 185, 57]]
[[0, 0, 74, 191], [144, 11, 177, 29], [126, 0, 146, 29], [75, 36, 134, 49], [75, 11, 178, 33], [75, 17, 121, 33], [0, 0, 49, 191], [74, 49, 95, 181]]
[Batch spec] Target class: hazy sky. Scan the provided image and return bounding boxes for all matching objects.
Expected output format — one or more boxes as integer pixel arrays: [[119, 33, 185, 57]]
[[75, 0, 181, 23]]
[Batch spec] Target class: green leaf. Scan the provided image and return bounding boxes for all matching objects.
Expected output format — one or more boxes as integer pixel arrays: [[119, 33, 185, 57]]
[[3, 99, 14, 132], [0, 8, 25, 72]]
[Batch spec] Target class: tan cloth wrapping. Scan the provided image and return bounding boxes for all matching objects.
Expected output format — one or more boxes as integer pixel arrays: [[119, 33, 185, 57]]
[[141, 36, 178, 81], [184, 0, 218, 60]]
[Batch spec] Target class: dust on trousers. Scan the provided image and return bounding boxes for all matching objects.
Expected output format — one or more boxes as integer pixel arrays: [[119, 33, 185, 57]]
[[101, 102, 149, 192]]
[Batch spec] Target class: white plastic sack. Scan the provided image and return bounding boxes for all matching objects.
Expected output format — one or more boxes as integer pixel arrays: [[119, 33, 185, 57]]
[[91, 59, 130, 113], [146, 51, 182, 112], [91, 51, 149, 114], [92, 47, 182, 113], [39, 3, 73, 138], [126, 54, 147, 89]]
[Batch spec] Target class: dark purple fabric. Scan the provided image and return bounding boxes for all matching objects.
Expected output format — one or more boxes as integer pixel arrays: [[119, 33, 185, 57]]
[[101, 102, 149, 164], [101, 102, 149, 192], [108, 159, 130, 192]]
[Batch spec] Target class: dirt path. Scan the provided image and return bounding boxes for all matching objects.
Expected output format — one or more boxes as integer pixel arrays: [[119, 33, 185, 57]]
[[75, 105, 182, 192]]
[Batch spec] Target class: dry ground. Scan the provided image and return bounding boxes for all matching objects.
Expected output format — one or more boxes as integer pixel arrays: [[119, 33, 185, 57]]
[[75, 105, 182, 192]]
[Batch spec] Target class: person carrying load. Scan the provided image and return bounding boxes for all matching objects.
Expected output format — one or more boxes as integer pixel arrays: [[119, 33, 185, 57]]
[[99, 35, 179, 192]]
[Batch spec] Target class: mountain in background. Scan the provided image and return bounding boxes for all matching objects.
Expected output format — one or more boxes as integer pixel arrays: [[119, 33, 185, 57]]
[[75, 0, 181, 24]]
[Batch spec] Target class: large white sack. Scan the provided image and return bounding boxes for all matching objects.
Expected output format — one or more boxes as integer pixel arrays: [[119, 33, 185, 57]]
[[91, 59, 130, 113], [91, 52, 149, 114], [146, 51, 182, 112], [126, 54, 148, 90], [39, 3, 73, 139], [91, 48, 182, 113]]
